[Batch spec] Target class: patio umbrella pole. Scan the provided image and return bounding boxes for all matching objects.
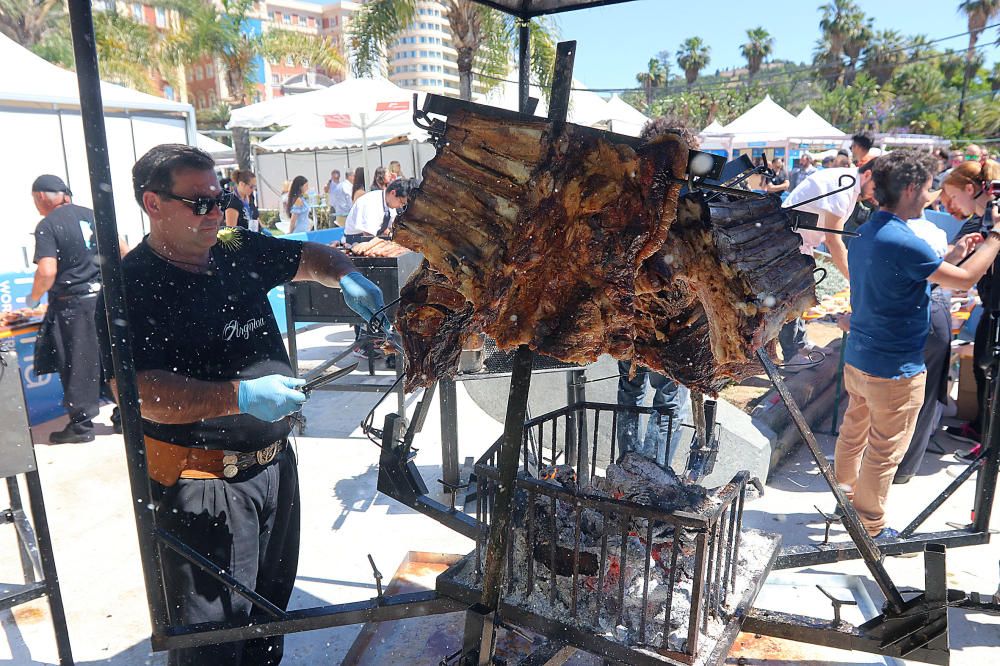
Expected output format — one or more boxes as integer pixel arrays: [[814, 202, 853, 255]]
[[361, 113, 370, 188]]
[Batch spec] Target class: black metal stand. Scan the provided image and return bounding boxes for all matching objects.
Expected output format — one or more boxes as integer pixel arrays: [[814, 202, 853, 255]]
[[1, 473, 74, 665]]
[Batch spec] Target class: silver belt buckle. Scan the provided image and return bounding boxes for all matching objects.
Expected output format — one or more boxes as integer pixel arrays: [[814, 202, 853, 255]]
[[255, 441, 279, 466]]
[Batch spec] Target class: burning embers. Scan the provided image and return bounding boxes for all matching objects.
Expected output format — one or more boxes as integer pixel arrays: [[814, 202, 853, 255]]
[[455, 452, 776, 664]]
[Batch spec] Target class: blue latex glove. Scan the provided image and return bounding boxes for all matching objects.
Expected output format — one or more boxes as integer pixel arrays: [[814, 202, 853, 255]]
[[237, 375, 307, 422], [340, 271, 390, 330], [25, 295, 40, 309]]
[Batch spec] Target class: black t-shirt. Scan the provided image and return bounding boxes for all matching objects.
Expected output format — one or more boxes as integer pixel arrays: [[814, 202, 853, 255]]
[[224, 197, 250, 229], [33, 203, 101, 297], [97, 229, 304, 451]]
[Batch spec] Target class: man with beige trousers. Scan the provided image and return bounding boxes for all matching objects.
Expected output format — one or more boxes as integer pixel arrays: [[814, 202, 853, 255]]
[[836, 150, 1000, 539]]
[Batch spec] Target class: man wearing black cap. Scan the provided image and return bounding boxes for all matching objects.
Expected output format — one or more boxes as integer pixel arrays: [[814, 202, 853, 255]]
[[28, 174, 115, 443]]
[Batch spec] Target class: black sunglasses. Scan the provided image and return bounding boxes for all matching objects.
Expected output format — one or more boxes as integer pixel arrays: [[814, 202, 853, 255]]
[[156, 191, 231, 215]]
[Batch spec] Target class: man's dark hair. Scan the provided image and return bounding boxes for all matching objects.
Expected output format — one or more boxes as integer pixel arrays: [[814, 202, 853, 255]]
[[386, 177, 416, 201], [640, 117, 700, 150], [852, 132, 874, 152], [871, 149, 937, 209], [132, 144, 216, 211]]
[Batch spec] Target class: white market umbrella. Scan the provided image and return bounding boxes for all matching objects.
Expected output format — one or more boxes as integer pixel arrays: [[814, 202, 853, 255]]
[[259, 114, 427, 152], [228, 77, 422, 181], [718, 94, 798, 143]]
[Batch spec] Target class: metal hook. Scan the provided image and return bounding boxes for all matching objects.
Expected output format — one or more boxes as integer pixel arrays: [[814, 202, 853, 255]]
[[786, 173, 857, 213], [411, 93, 447, 147], [814, 267, 828, 286], [703, 165, 773, 203]]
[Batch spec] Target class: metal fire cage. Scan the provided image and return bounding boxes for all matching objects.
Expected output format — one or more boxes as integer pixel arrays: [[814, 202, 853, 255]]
[[70, 0, 1000, 661], [431, 400, 778, 666]]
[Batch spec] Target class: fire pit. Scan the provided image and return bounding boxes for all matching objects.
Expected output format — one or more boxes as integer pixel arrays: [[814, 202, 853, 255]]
[[437, 403, 781, 666]]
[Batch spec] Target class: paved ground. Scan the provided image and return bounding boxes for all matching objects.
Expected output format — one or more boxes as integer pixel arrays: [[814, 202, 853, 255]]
[[1, 324, 998, 665]]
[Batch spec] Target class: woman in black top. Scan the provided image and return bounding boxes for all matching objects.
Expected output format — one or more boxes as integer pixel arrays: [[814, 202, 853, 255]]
[[370, 166, 387, 191], [223, 169, 258, 230]]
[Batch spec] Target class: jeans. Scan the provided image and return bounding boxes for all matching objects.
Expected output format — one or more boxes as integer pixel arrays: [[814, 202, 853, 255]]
[[778, 317, 808, 361], [153, 447, 300, 665], [615, 360, 683, 466]]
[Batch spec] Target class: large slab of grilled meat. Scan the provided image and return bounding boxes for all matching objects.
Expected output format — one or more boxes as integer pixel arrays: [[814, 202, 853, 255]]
[[394, 110, 816, 394]]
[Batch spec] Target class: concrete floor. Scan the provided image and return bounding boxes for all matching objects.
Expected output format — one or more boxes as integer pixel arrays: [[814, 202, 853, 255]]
[[1, 324, 999, 665]]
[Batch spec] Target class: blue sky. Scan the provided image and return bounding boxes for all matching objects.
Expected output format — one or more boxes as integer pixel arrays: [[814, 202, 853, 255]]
[[555, 0, 997, 89]]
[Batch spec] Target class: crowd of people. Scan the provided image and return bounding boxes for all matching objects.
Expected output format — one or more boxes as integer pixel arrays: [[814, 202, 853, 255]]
[[21, 119, 1000, 662]]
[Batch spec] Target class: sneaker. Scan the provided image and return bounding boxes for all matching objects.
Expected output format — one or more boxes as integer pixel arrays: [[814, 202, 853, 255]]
[[892, 473, 913, 485], [353, 347, 383, 361], [873, 527, 900, 541], [110, 407, 122, 434], [954, 443, 982, 463], [49, 423, 95, 444], [943, 423, 980, 445]]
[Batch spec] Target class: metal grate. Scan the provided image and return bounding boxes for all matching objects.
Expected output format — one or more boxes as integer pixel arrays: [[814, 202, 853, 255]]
[[442, 403, 776, 665], [480, 336, 579, 375]]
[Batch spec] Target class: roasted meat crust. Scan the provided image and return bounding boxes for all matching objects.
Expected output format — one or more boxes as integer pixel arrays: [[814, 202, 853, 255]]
[[396, 261, 474, 392], [394, 108, 816, 394], [395, 110, 688, 389]]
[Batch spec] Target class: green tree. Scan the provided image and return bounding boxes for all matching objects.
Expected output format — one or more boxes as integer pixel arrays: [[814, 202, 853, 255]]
[[862, 29, 906, 84], [636, 57, 666, 109], [958, 0, 1000, 121], [0, 0, 63, 49], [842, 16, 873, 84], [812, 72, 888, 129], [739, 27, 773, 80], [676, 36, 710, 86], [350, 0, 557, 101]]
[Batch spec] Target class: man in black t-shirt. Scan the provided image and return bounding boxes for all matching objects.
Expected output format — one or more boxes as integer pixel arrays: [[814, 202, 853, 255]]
[[97, 144, 387, 665], [28, 174, 107, 443]]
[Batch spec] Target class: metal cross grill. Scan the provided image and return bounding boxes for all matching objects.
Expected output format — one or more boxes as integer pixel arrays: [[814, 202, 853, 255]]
[[438, 403, 778, 665]]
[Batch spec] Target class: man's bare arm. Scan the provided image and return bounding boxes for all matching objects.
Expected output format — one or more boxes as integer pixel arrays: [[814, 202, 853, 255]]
[[930, 234, 1000, 291], [29, 257, 57, 304], [821, 211, 850, 280], [292, 242, 358, 285], [110, 371, 240, 424]]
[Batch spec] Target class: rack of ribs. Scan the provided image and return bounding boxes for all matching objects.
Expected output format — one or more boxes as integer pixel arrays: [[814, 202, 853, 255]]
[[393, 106, 816, 394]]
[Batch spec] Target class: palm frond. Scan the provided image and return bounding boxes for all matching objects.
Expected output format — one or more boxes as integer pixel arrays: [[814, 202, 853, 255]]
[[349, 0, 417, 78]]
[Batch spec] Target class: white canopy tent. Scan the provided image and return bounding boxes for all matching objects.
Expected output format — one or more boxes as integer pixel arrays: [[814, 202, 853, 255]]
[[0, 33, 195, 271], [698, 97, 852, 163], [197, 133, 236, 166], [604, 94, 648, 136], [229, 77, 424, 182], [474, 78, 615, 128]]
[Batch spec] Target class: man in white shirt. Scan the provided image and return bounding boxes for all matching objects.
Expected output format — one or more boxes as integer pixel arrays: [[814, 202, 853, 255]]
[[777, 161, 877, 367], [344, 178, 413, 243], [330, 171, 354, 227]]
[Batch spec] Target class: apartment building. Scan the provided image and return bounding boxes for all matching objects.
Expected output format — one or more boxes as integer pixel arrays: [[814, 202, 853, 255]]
[[124, 0, 489, 108]]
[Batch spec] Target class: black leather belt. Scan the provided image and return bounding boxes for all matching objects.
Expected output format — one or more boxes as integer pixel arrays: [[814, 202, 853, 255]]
[[221, 440, 285, 479]]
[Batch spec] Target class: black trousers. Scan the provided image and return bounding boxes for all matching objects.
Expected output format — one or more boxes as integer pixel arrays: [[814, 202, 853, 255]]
[[36, 294, 101, 425], [897, 294, 952, 479], [152, 447, 300, 666]]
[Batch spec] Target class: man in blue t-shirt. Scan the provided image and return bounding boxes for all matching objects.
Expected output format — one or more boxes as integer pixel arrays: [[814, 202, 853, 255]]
[[836, 150, 1000, 539]]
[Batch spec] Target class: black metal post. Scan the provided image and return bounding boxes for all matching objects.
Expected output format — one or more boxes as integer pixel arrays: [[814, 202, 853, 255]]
[[24, 471, 74, 665], [757, 349, 906, 614], [479, 346, 533, 609], [66, 0, 170, 637], [518, 20, 530, 114], [440, 378, 460, 488], [973, 305, 1000, 533]]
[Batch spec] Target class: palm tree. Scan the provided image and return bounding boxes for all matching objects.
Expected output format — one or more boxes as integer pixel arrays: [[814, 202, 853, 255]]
[[350, 0, 557, 101], [636, 57, 666, 108], [0, 0, 63, 49], [676, 37, 710, 87], [958, 0, 1000, 121], [862, 29, 905, 85], [841, 16, 873, 85], [739, 27, 773, 79], [817, 0, 864, 86]]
